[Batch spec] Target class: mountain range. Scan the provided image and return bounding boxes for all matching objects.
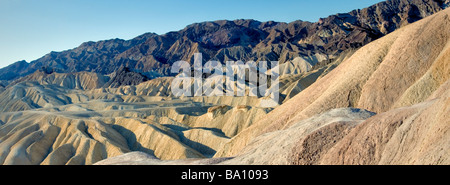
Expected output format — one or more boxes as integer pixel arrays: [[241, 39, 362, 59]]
[[1, 0, 448, 81]]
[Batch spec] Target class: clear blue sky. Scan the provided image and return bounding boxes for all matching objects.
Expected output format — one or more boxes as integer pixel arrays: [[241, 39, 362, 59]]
[[0, 0, 384, 68]]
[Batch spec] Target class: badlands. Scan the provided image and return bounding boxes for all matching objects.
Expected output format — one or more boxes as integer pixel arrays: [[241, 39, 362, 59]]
[[0, 0, 448, 165]]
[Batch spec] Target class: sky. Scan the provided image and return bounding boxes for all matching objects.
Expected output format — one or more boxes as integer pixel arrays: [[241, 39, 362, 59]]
[[0, 0, 384, 68]]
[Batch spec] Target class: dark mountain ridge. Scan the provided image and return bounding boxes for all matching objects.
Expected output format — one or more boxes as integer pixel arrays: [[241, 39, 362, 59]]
[[1, 0, 448, 82]]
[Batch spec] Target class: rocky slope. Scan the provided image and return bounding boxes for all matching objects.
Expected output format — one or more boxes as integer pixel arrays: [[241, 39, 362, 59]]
[[225, 78, 449, 165], [1, 0, 448, 81], [220, 79, 449, 164]]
